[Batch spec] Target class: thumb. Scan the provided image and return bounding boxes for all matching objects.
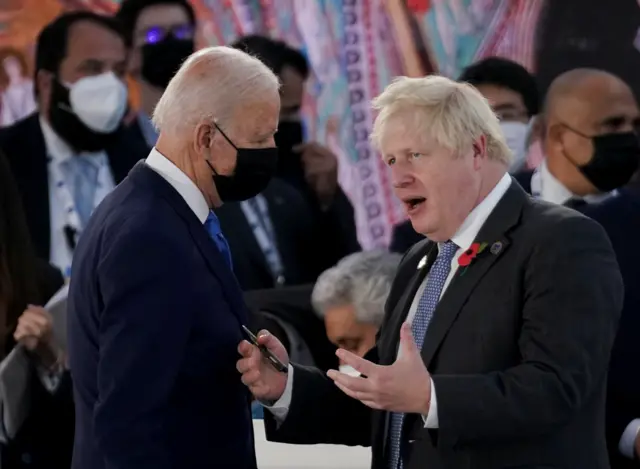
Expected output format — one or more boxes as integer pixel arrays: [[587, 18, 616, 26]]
[[399, 323, 420, 357], [292, 143, 307, 153]]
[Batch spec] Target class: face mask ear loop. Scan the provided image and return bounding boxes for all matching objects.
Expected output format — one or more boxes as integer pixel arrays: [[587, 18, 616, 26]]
[[213, 121, 239, 150]]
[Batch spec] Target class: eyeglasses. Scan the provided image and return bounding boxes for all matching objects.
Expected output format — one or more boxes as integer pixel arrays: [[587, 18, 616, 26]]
[[140, 24, 194, 45]]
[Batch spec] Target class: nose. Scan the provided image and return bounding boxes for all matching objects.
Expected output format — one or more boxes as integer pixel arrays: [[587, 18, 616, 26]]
[[391, 166, 415, 189]]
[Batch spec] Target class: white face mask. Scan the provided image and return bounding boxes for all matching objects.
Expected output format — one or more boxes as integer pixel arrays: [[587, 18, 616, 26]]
[[338, 364, 361, 377], [500, 121, 529, 172], [68, 72, 128, 133]]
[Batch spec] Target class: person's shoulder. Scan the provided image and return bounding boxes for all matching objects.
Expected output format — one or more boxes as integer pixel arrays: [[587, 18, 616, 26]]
[[521, 197, 611, 249]]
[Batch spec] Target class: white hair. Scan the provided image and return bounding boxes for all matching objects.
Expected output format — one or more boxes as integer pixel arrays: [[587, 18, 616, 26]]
[[311, 250, 402, 325], [370, 75, 513, 165], [152, 46, 280, 135]]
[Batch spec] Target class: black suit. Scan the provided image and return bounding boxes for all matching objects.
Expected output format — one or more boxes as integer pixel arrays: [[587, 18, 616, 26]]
[[216, 179, 359, 291], [580, 186, 640, 468], [266, 180, 623, 469], [0, 113, 148, 260]]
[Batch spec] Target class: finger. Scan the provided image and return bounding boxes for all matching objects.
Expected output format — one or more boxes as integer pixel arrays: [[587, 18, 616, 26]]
[[398, 322, 420, 358], [236, 357, 255, 374], [335, 349, 378, 377], [241, 369, 262, 387], [21, 311, 50, 329], [292, 143, 307, 152], [327, 370, 373, 396], [237, 340, 254, 357], [332, 380, 378, 407], [16, 322, 41, 338], [256, 330, 281, 352]]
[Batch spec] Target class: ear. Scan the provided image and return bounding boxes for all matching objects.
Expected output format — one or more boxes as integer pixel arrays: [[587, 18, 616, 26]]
[[194, 121, 215, 156], [472, 134, 488, 169]]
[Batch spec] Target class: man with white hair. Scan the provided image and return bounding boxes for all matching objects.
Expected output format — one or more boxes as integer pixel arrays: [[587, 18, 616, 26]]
[[311, 251, 401, 371], [67, 46, 279, 469], [237, 75, 623, 469]]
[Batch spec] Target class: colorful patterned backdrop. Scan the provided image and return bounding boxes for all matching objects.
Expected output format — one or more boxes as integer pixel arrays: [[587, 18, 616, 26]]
[[2, 0, 640, 247]]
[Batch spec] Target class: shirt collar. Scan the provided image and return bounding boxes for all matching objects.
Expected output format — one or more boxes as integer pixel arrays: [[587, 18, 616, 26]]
[[145, 147, 210, 223], [449, 172, 513, 251], [539, 159, 615, 205]]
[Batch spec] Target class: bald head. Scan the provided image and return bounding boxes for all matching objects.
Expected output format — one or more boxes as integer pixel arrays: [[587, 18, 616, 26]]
[[541, 68, 640, 196]]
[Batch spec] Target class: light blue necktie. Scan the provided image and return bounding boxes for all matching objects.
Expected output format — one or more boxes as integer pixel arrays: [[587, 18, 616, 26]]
[[204, 211, 233, 269], [63, 155, 100, 227], [387, 241, 458, 469]]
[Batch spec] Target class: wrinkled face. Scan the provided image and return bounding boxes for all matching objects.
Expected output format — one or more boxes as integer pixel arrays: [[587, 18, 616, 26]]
[[129, 3, 194, 77], [323, 304, 378, 359], [192, 91, 280, 205], [380, 111, 485, 241]]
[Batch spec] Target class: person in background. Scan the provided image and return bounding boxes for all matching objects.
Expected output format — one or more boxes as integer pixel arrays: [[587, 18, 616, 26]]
[[578, 177, 640, 468], [513, 68, 640, 207], [0, 47, 37, 127], [67, 46, 279, 469], [311, 250, 401, 375], [232, 35, 360, 250], [390, 56, 540, 253], [0, 12, 148, 279], [0, 151, 72, 469], [116, 0, 197, 148]]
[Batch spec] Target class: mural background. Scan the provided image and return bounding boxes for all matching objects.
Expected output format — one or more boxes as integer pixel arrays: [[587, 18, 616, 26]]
[[1, 0, 640, 247]]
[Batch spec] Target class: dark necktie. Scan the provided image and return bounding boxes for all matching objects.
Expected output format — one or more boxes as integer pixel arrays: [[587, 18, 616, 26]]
[[204, 211, 233, 269]]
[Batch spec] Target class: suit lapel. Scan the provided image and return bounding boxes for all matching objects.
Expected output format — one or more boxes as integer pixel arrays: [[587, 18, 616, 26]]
[[379, 242, 438, 365], [130, 163, 249, 324], [420, 181, 528, 368]]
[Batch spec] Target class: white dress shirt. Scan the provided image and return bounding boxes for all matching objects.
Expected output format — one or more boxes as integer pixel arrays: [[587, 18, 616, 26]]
[[530, 160, 614, 205], [266, 173, 513, 429], [145, 147, 209, 223], [41, 118, 115, 276]]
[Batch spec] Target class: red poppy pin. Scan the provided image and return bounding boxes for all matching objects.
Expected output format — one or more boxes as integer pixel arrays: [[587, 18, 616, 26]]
[[457, 242, 489, 275]]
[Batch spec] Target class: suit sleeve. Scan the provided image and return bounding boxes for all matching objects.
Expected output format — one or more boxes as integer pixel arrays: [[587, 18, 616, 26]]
[[93, 219, 194, 469], [264, 359, 373, 446], [432, 215, 624, 445]]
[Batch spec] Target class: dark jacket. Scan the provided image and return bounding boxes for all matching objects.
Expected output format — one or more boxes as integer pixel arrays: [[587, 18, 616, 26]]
[[266, 180, 622, 469]]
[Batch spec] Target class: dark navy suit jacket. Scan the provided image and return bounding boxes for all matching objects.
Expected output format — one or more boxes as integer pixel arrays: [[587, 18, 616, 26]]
[[580, 185, 640, 469], [67, 163, 256, 469]]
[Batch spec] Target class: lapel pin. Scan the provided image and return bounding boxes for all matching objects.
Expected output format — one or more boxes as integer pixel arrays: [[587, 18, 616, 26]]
[[417, 256, 427, 270], [490, 241, 503, 255]]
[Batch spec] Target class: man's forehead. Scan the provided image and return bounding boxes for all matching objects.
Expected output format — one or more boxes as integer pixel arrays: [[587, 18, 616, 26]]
[[234, 98, 280, 135], [562, 91, 639, 127], [135, 4, 191, 32], [66, 21, 125, 58]]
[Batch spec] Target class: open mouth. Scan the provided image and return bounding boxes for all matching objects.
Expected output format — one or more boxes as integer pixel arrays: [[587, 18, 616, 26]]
[[403, 197, 426, 212]]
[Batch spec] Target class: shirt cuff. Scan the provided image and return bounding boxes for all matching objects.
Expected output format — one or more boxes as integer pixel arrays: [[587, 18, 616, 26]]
[[618, 418, 640, 459], [36, 362, 64, 394], [421, 378, 438, 428], [260, 364, 294, 422]]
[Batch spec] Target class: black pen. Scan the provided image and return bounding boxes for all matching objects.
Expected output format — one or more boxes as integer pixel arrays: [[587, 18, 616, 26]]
[[241, 325, 288, 373]]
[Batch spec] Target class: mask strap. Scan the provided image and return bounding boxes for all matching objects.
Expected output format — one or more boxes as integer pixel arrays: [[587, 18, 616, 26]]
[[213, 122, 239, 150], [206, 122, 238, 177], [560, 122, 593, 140]]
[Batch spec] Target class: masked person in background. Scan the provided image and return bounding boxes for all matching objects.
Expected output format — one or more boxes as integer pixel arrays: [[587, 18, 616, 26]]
[[390, 56, 540, 254], [0, 12, 148, 279], [116, 0, 196, 148], [513, 68, 640, 208]]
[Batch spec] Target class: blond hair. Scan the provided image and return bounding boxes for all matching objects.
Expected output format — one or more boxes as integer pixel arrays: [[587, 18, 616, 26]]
[[370, 75, 512, 165], [153, 46, 280, 135]]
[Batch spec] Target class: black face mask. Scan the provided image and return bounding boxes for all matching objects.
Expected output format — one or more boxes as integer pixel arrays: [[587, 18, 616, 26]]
[[141, 37, 194, 89], [206, 124, 278, 202], [566, 130, 640, 192], [48, 78, 120, 153]]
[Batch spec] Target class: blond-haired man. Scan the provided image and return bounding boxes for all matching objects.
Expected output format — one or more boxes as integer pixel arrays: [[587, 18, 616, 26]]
[[68, 46, 279, 469], [237, 75, 623, 469]]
